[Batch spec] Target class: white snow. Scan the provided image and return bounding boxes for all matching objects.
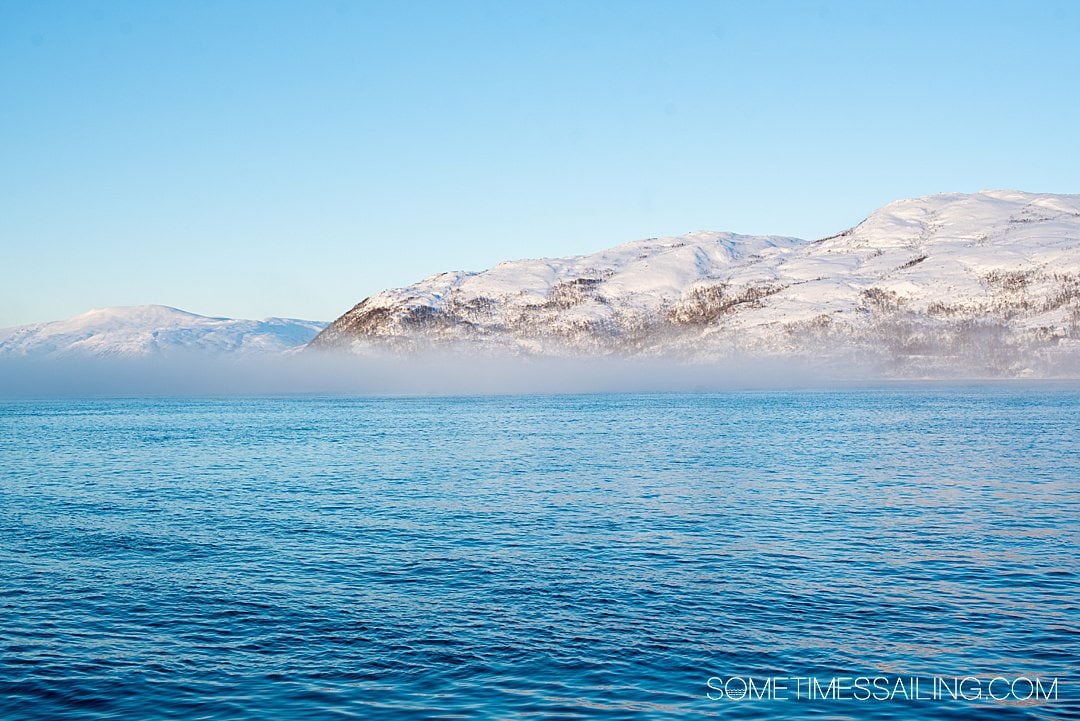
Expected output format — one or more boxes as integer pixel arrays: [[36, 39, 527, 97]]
[[320, 190, 1080, 375], [8, 190, 1080, 378], [0, 305, 327, 358]]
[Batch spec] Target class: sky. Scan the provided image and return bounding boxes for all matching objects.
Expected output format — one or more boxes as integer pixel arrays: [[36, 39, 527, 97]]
[[1, 1, 1078, 327]]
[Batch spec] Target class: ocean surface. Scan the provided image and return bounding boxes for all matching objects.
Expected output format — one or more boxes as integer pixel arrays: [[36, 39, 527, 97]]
[[1, 389, 1077, 720]]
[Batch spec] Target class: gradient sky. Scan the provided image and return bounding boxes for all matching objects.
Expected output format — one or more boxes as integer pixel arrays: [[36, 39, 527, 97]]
[[2, 0, 1078, 326]]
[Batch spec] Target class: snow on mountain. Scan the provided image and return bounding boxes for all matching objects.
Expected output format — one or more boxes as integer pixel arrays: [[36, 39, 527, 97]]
[[312, 191, 1080, 376], [0, 305, 327, 358], [312, 231, 803, 354]]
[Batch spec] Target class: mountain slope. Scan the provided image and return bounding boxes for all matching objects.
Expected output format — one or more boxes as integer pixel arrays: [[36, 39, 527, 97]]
[[312, 231, 803, 354], [0, 306, 327, 357], [312, 190, 1080, 376]]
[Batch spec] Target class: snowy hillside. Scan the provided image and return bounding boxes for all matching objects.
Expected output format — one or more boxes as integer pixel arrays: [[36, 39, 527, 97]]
[[312, 191, 1080, 376], [0, 306, 327, 358]]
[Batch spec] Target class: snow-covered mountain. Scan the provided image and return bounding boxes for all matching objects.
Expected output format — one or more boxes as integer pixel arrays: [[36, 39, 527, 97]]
[[0, 306, 326, 358], [312, 190, 1080, 376]]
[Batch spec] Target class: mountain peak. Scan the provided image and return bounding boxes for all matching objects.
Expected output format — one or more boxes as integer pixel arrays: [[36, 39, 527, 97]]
[[0, 306, 327, 358], [312, 191, 1080, 377], [66, 305, 219, 326]]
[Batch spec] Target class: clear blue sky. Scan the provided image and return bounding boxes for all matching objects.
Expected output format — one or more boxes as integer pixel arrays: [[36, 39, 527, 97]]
[[2, 0, 1077, 326]]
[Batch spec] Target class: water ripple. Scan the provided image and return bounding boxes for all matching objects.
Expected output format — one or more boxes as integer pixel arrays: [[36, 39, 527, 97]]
[[0, 389, 1077, 719]]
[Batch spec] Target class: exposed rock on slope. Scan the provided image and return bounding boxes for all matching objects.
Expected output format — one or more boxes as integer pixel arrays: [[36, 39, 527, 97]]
[[313, 190, 1080, 376]]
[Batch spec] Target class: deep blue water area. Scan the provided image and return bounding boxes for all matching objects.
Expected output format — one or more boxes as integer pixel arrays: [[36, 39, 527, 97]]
[[1, 390, 1077, 719]]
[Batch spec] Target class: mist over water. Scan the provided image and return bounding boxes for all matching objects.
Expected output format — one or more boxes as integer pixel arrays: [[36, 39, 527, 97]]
[[0, 351, 881, 398]]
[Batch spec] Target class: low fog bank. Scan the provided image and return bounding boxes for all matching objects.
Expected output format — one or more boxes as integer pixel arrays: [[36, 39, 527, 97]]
[[3, 349, 1079, 398], [0, 350, 917, 398]]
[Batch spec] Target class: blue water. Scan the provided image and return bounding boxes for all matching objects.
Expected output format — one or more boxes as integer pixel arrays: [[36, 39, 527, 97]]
[[1, 390, 1077, 719]]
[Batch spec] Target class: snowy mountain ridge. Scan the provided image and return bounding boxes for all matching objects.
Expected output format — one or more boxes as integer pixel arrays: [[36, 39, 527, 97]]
[[312, 190, 1080, 376], [0, 305, 327, 358]]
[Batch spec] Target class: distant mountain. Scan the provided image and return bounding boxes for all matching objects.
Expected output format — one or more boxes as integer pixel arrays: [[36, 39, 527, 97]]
[[312, 190, 1080, 376], [0, 306, 326, 358]]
